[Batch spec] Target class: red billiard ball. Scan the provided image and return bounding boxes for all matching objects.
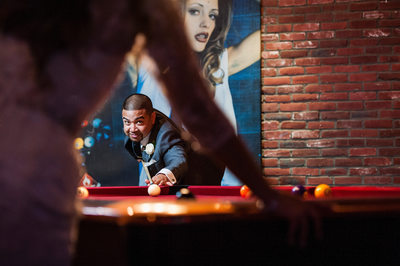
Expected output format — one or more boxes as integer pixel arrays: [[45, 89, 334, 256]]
[[291, 185, 306, 197], [314, 184, 332, 198], [240, 185, 252, 198]]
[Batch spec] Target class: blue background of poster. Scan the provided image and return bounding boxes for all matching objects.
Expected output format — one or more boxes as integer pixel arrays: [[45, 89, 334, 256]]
[[226, 0, 260, 164], [80, 0, 260, 186]]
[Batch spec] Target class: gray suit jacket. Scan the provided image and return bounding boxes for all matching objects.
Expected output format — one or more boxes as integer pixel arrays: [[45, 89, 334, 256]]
[[124, 111, 188, 185]]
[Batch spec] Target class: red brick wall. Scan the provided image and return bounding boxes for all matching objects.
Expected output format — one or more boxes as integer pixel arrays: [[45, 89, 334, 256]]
[[260, 0, 400, 186]]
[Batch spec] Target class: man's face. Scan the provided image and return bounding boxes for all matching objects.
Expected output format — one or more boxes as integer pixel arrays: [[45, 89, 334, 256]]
[[122, 109, 155, 142]]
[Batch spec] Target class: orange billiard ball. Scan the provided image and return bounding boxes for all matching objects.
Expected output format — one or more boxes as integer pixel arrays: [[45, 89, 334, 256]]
[[77, 186, 89, 199], [314, 184, 332, 198], [240, 185, 252, 198]]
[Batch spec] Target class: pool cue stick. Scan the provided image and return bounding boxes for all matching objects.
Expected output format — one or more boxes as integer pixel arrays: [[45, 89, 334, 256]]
[[140, 160, 153, 184]]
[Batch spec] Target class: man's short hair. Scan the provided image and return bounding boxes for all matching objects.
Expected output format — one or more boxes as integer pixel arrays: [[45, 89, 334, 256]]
[[122, 93, 153, 114]]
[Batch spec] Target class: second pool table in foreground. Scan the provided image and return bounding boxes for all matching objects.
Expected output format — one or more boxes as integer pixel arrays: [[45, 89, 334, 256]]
[[74, 186, 400, 266]]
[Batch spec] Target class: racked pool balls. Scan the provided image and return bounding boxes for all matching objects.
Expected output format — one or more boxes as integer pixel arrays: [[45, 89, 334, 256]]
[[291, 185, 306, 197], [148, 184, 161, 197], [314, 184, 332, 198], [240, 185, 252, 198], [176, 188, 195, 199], [77, 186, 89, 198]]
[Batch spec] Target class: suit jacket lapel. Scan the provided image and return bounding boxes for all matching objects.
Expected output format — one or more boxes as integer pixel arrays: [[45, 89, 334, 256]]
[[133, 142, 143, 160], [124, 138, 142, 161], [145, 115, 161, 161]]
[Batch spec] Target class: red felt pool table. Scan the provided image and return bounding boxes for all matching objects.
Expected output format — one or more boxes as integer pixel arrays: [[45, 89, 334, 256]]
[[73, 186, 400, 266]]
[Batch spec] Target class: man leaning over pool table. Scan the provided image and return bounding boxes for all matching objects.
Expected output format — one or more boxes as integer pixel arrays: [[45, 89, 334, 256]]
[[122, 93, 188, 186]]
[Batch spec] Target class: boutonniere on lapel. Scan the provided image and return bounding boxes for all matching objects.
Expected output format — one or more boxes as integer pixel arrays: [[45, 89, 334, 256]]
[[145, 142, 155, 156]]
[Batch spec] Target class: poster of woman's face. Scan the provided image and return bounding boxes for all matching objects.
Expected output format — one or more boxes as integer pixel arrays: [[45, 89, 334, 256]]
[[79, 0, 260, 186], [183, 0, 220, 53]]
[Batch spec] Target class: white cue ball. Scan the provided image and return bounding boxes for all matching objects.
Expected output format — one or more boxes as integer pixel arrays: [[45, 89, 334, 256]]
[[148, 184, 161, 197]]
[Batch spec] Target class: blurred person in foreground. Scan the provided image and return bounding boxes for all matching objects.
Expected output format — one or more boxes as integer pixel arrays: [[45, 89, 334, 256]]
[[0, 0, 320, 265]]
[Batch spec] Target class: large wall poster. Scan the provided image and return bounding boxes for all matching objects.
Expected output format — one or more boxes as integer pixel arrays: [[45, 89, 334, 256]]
[[78, 0, 261, 186]]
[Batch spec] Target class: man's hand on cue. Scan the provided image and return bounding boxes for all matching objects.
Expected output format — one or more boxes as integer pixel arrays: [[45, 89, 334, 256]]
[[145, 174, 172, 186]]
